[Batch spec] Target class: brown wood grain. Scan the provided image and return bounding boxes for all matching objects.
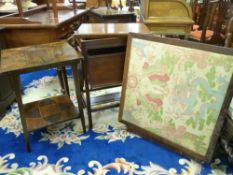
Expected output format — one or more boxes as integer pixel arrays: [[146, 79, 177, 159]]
[[0, 41, 83, 74], [75, 23, 150, 38]]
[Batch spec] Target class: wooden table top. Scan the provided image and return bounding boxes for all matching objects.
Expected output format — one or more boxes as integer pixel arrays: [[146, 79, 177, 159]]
[[27, 9, 87, 26], [0, 5, 88, 28], [75, 23, 150, 38], [0, 41, 83, 74], [90, 7, 135, 17]]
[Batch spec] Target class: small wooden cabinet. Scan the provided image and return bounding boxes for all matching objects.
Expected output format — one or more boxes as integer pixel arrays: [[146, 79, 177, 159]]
[[140, 0, 193, 36]]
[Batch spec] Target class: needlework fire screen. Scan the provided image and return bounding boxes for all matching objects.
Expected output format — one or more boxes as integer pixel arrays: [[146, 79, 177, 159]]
[[119, 33, 233, 162]]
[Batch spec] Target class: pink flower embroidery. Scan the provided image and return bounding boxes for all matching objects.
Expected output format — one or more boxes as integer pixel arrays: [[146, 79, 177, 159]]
[[148, 73, 170, 82], [145, 94, 163, 107], [143, 62, 149, 69]]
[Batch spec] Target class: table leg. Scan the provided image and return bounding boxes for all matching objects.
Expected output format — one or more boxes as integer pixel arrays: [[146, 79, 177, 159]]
[[11, 74, 31, 152], [61, 66, 70, 96], [57, 66, 70, 96], [83, 59, 93, 129], [57, 67, 66, 95], [71, 63, 86, 133]]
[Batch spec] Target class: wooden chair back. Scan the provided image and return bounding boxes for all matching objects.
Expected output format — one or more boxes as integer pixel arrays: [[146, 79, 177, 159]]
[[225, 17, 233, 47], [200, 0, 219, 42], [190, 0, 199, 23], [200, 0, 229, 44]]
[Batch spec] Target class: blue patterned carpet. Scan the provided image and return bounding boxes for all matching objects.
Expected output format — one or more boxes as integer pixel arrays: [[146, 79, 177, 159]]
[[0, 69, 232, 175]]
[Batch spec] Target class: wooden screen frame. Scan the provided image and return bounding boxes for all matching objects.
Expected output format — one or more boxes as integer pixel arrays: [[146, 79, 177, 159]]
[[119, 33, 233, 163]]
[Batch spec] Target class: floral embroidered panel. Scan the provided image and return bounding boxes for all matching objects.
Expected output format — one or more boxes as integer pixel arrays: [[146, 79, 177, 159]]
[[120, 36, 233, 159]]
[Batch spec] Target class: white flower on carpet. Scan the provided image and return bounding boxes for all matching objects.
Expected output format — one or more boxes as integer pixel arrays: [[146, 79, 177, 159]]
[[92, 119, 126, 134], [0, 104, 23, 137], [78, 158, 202, 175], [40, 121, 89, 149], [7, 155, 74, 175], [136, 159, 202, 175], [95, 129, 139, 143], [93, 123, 112, 134], [138, 162, 171, 175], [77, 158, 139, 175], [170, 159, 202, 175], [93, 117, 139, 143], [0, 153, 18, 174], [25, 76, 56, 89], [1, 153, 232, 175], [23, 76, 63, 103]]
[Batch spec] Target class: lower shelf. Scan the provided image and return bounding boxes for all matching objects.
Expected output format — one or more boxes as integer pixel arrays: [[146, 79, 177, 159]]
[[23, 95, 79, 132], [82, 92, 120, 112]]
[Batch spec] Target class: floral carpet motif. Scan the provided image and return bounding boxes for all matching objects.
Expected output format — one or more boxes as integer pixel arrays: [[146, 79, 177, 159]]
[[0, 72, 232, 175]]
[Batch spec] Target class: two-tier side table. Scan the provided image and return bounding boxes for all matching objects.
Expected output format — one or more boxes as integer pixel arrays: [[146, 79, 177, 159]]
[[0, 41, 86, 152]]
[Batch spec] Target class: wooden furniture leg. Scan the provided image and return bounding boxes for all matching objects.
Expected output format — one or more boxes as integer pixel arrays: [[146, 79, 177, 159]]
[[15, 0, 24, 17], [11, 74, 31, 152], [61, 66, 70, 96], [71, 63, 86, 133], [51, 0, 58, 18], [83, 59, 93, 129], [57, 67, 66, 95]]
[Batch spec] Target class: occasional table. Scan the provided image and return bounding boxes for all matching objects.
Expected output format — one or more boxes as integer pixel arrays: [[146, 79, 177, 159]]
[[74, 23, 150, 129], [0, 41, 86, 152]]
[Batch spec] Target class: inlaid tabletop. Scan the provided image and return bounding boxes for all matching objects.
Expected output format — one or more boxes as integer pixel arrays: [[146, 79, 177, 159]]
[[0, 41, 83, 74], [75, 23, 150, 38]]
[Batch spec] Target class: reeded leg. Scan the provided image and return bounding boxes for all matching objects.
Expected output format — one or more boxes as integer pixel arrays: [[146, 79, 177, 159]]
[[11, 74, 31, 152], [71, 63, 86, 133]]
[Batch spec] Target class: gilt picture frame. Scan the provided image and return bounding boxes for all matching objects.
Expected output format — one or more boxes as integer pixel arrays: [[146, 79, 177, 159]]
[[119, 33, 233, 162]]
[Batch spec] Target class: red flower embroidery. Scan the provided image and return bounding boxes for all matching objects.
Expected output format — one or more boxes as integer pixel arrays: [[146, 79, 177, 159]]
[[143, 62, 149, 69], [148, 73, 170, 82], [145, 94, 163, 107]]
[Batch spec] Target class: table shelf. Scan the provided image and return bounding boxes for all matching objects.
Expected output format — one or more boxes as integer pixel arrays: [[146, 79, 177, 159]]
[[24, 95, 79, 132]]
